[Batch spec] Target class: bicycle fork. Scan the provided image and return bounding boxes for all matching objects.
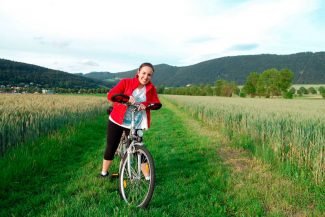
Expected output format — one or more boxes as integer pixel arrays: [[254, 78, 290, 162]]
[[126, 145, 141, 180]]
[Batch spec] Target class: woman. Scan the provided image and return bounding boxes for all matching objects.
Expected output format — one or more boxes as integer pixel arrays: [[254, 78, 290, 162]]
[[100, 62, 161, 177]]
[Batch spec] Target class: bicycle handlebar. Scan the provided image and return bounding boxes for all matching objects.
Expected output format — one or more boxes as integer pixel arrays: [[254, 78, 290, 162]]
[[111, 94, 162, 110], [111, 94, 130, 103], [147, 103, 162, 110]]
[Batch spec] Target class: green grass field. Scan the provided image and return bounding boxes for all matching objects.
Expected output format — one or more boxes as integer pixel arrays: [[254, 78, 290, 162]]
[[1, 96, 324, 216]]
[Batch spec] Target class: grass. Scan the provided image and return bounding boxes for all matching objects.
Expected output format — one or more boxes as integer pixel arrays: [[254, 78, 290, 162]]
[[0, 115, 109, 216], [0, 100, 229, 217], [1, 97, 324, 216]]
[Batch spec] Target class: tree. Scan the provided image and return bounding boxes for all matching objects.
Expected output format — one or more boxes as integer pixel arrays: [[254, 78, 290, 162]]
[[298, 86, 308, 95], [278, 69, 294, 92], [215, 79, 238, 97], [308, 87, 317, 94], [319, 86, 325, 99], [191, 85, 200, 96], [202, 84, 213, 96], [289, 87, 296, 95], [260, 68, 281, 97], [233, 84, 240, 96], [282, 91, 293, 99], [319, 86, 325, 94], [242, 72, 259, 97], [256, 75, 267, 97], [157, 85, 165, 94], [215, 80, 225, 96], [239, 91, 246, 97], [253, 68, 294, 98]]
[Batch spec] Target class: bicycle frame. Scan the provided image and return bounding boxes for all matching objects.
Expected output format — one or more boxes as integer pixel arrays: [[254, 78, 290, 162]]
[[118, 104, 144, 180]]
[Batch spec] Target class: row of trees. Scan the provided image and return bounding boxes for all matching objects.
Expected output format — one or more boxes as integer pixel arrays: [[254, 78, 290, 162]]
[[162, 80, 239, 97], [0, 86, 110, 94], [163, 68, 292, 97], [162, 68, 325, 99], [288, 86, 325, 97]]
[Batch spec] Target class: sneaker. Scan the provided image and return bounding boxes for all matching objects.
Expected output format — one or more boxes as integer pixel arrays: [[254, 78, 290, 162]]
[[98, 172, 109, 178]]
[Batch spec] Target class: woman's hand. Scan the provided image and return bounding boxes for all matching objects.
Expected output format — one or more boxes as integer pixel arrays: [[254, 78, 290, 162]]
[[128, 96, 146, 110], [138, 104, 146, 111], [128, 96, 136, 104]]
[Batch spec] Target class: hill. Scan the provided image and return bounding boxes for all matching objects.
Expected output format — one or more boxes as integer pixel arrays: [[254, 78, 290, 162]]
[[84, 52, 325, 86], [0, 59, 108, 88]]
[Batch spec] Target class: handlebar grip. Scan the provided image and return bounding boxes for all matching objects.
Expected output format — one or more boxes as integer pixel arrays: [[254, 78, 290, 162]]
[[111, 94, 129, 103], [147, 103, 162, 110]]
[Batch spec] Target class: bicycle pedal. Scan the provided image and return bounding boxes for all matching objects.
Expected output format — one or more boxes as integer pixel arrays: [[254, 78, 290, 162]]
[[111, 173, 119, 178]]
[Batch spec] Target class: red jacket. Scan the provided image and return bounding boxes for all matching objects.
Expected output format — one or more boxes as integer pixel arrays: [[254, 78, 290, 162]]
[[107, 77, 160, 128]]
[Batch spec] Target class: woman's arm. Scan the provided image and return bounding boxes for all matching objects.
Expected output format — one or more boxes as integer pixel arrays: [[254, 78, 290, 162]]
[[107, 79, 126, 102]]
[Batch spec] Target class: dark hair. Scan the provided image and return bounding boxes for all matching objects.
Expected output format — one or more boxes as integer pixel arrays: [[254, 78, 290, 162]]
[[139, 62, 154, 72]]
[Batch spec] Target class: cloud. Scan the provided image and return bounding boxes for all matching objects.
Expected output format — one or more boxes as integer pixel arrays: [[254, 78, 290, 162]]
[[228, 43, 259, 51], [33, 36, 71, 49], [80, 60, 99, 67], [0, 0, 324, 73], [187, 36, 218, 44]]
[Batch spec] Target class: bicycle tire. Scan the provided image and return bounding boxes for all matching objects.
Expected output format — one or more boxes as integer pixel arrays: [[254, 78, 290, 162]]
[[118, 145, 155, 208]]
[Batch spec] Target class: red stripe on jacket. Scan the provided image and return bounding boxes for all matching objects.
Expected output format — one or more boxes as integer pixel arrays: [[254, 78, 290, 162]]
[[107, 77, 160, 128]]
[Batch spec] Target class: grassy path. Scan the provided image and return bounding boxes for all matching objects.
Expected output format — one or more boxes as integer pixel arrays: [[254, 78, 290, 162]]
[[163, 97, 324, 217], [1, 98, 323, 216]]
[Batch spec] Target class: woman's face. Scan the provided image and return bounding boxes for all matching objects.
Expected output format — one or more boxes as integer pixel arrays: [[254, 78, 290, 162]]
[[137, 66, 153, 86]]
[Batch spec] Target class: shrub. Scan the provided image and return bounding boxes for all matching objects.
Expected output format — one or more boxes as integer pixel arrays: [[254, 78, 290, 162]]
[[239, 92, 246, 98], [298, 86, 308, 94], [289, 87, 296, 95], [282, 91, 293, 99], [308, 87, 317, 94]]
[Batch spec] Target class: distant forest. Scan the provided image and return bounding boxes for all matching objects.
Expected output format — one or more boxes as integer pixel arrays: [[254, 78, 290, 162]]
[[85, 52, 325, 86], [0, 59, 107, 89]]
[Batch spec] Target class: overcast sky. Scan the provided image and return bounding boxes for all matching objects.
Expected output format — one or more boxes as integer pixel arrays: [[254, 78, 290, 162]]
[[0, 0, 324, 73]]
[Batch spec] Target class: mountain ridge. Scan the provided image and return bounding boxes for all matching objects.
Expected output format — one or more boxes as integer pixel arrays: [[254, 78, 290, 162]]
[[1, 52, 325, 88], [0, 58, 108, 88], [84, 52, 325, 86]]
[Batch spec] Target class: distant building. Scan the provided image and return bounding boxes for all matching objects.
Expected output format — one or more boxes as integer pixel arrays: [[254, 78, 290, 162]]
[[42, 89, 54, 94]]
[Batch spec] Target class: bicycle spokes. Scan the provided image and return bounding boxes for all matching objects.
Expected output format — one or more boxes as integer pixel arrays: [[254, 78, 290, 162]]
[[119, 146, 155, 208]]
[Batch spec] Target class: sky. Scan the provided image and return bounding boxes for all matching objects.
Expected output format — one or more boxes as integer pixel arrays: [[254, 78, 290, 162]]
[[0, 0, 325, 73]]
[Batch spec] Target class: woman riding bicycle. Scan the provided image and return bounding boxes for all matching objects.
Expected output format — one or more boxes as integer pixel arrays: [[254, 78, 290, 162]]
[[100, 62, 161, 178]]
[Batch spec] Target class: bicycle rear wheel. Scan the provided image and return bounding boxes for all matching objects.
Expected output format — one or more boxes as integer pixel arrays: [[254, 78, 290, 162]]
[[118, 145, 155, 208]]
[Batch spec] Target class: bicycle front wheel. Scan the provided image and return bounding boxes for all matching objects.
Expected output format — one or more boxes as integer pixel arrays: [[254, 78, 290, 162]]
[[118, 145, 155, 208]]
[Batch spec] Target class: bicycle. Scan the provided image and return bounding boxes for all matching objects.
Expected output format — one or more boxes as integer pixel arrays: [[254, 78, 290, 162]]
[[111, 94, 161, 208]]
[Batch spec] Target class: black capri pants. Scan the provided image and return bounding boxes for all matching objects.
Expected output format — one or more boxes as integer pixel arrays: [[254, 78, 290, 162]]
[[104, 120, 129, 160]]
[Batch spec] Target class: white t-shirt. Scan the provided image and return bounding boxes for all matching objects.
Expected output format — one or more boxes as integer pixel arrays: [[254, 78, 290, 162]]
[[110, 86, 148, 129]]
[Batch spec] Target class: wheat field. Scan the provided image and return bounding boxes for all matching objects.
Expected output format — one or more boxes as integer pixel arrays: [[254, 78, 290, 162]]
[[163, 95, 325, 184], [0, 94, 108, 154]]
